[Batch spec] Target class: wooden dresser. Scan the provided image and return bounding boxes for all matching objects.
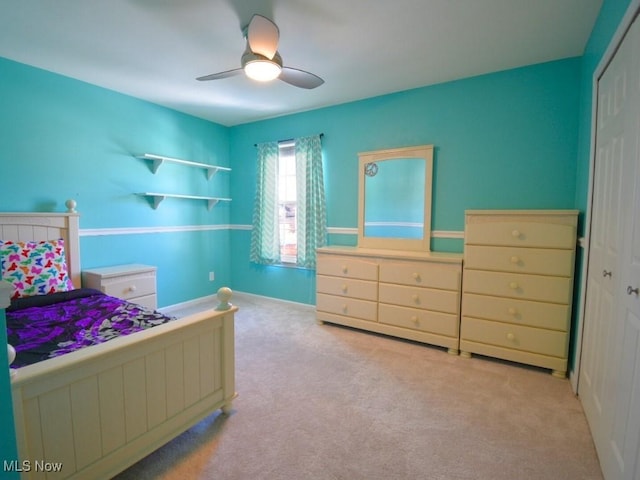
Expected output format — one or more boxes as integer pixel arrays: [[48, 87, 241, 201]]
[[460, 210, 579, 377], [316, 246, 463, 354]]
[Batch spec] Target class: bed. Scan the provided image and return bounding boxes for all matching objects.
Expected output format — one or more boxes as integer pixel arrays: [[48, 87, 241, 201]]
[[0, 207, 237, 479]]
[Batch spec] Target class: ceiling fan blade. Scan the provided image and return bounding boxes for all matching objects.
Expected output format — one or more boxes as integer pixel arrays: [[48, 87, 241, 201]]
[[279, 67, 324, 89], [196, 68, 243, 81], [246, 14, 279, 59]]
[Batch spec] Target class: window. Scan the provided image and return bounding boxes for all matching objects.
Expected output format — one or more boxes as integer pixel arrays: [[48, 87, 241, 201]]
[[250, 134, 326, 268], [278, 141, 297, 263]]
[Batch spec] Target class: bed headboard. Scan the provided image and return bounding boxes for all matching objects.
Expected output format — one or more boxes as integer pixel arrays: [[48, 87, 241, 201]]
[[0, 208, 81, 289]]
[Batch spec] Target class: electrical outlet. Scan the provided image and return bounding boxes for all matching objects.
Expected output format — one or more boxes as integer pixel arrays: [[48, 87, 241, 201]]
[[209, 271, 215, 281]]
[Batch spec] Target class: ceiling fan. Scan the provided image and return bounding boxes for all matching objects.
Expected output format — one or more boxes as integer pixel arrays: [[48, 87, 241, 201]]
[[197, 14, 324, 89]]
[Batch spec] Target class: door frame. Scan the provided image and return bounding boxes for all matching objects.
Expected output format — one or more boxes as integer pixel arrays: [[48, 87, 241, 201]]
[[572, 0, 640, 393]]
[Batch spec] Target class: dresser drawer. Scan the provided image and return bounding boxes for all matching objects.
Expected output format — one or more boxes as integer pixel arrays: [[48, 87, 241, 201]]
[[100, 273, 156, 300], [379, 284, 459, 314], [132, 294, 158, 311], [378, 260, 460, 290], [462, 293, 570, 331], [465, 221, 576, 249], [316, 293, 377, 321], [464, 245, 575, 277], [461, 316, 568, 358], [379, 304, 458, 337], [463, 270, 572, 304], [317, 254, 378, 281], [317, 275, 378, 301]]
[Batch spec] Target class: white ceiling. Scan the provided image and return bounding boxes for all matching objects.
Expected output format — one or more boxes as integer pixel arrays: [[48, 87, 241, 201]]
[[0, 0, 602, 127]]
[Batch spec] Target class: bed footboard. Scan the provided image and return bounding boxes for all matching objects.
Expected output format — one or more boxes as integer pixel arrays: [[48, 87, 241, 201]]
[[9, 296, 236, 480]]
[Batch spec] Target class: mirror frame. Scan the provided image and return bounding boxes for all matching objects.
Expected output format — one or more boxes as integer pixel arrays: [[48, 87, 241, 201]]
[[357, 144, 434, 251]]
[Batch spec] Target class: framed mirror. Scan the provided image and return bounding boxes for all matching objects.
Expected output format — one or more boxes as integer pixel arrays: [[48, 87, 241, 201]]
[[357, 144, 433, 251]]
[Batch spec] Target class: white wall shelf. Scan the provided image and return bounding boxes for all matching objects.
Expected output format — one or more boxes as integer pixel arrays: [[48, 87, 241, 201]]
[[136, 152, 232, 210], [138, 193, 232, 210], [136, 153, 231, 180]]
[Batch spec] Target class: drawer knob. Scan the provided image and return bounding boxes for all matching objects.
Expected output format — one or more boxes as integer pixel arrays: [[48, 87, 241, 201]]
[[506, 332, 516, 341], [342, 304, 348, 313], [603, 270, 612, 278], [412, 272, 421, 281], [412, 294, 420, 303], [511, 229, 521, 238], [341, 265, 348, 274], [342, 284, 348, 293], [508, 307, 517, 315], [411, 316, 419, 324], [510, 256, 520, 264], [128, 285, 137, 293], [509, 282, 519, 290], [628, 286, 639, 296]]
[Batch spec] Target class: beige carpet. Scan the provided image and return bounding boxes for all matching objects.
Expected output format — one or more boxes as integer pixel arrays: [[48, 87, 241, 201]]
[[115, 293, 603, 480]]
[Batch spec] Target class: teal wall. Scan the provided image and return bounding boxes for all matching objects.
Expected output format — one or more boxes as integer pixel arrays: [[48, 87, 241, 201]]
[[0, 57, 233, 307], [229, 58, 582, 303]]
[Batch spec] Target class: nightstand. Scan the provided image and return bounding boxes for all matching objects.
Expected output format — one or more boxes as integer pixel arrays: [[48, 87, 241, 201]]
[[82, 264, 158, 310]]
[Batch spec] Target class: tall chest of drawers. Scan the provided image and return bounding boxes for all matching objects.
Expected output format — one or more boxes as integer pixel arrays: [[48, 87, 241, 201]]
[[316, 246, 463, 354], [460, 210, 579, 377]]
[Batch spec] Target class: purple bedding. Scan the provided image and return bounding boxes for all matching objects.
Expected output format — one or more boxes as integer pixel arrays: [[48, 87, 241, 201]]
[[7, 289, 175, 368]]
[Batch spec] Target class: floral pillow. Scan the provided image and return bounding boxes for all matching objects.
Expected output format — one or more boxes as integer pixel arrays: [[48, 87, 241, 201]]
[[0, 239, 74, 299]]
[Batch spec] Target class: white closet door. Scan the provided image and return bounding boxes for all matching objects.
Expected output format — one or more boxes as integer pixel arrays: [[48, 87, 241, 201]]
[[607, 15, 640, 477], [580, 12, 640, 480], [579, 12, 630, 455]]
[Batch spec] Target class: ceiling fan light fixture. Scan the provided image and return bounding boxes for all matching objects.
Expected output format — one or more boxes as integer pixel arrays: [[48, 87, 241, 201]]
[[198, 16, 323, 89], [244, 59, 282, 82]]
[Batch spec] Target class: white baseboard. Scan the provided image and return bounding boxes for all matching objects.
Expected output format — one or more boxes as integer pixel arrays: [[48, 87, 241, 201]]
[[158, 293, 218, 315], [232, 290, 316, 311], [158, 289, 315, 315]]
